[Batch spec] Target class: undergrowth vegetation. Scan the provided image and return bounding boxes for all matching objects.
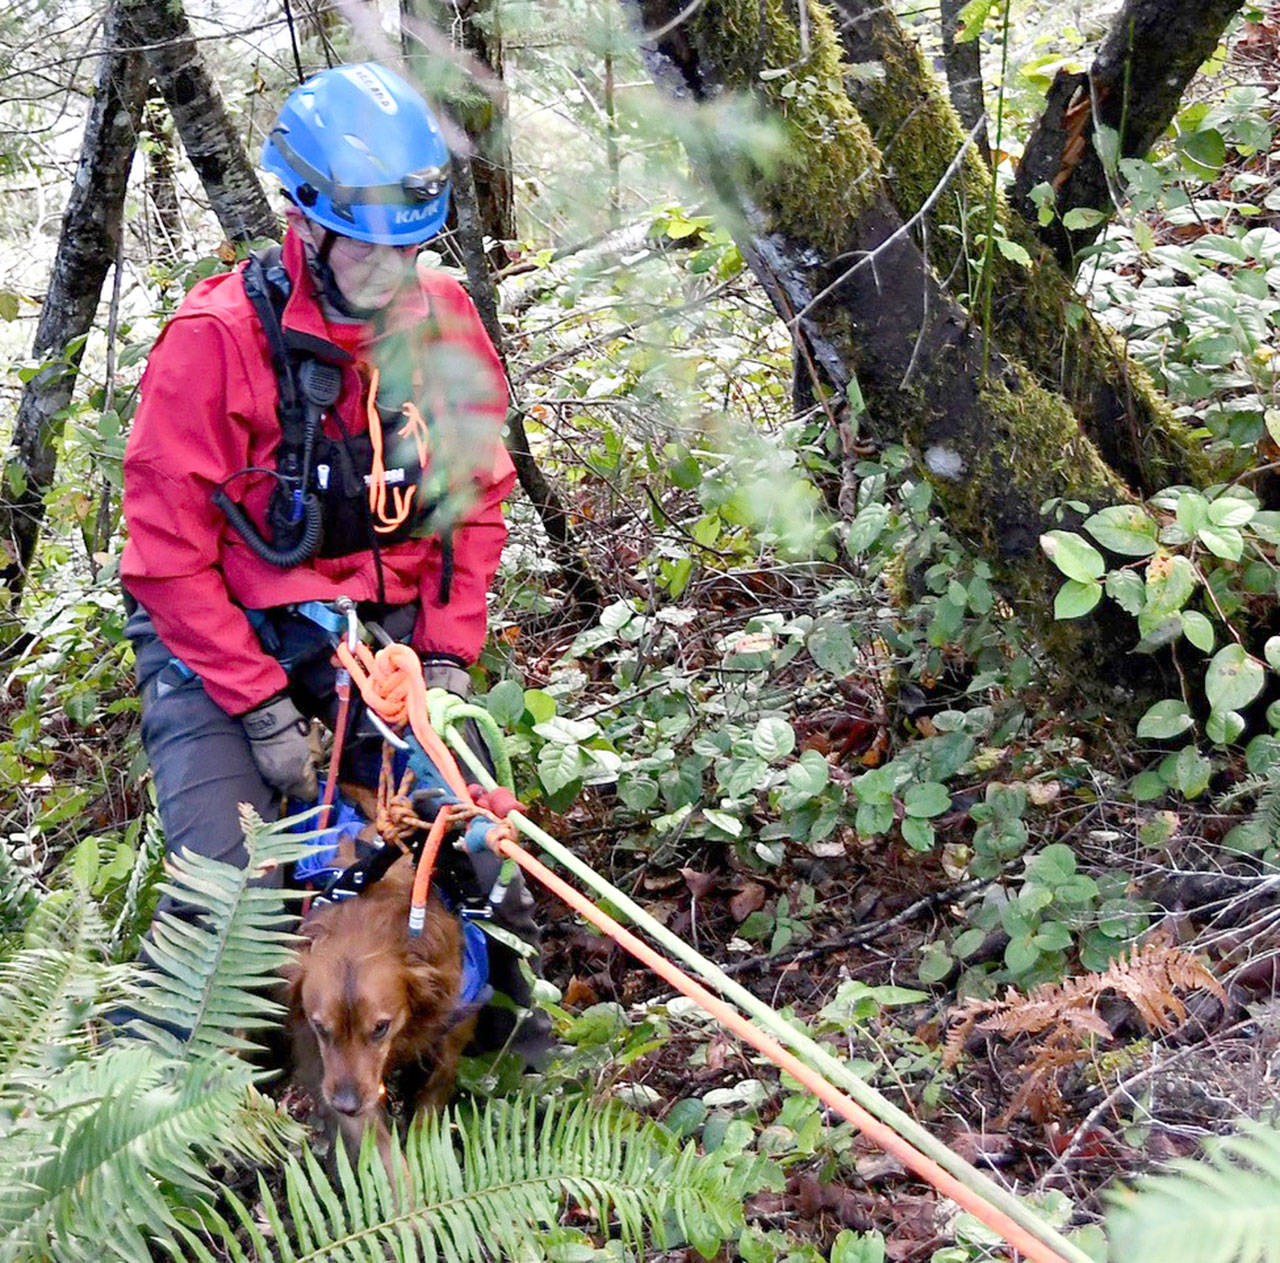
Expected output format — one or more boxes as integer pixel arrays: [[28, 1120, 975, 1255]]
[[6, 0, 1280, 1260]]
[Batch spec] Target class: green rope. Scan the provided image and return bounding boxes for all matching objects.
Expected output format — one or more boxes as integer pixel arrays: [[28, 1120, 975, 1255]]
[[424, 688, 515, 791], [439, 727, 1093, 1263]]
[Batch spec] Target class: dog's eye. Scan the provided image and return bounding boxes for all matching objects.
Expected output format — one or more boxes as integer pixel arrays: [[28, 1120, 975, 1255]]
[[312, 1021, 330, 1043], [371, 1019, 391, 1041]]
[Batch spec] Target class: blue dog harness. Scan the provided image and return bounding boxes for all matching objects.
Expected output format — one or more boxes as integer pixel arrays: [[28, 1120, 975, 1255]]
[[289, 780, 492, 1011]]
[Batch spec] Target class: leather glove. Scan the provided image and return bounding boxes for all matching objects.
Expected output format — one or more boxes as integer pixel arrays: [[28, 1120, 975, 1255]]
[[420, 653, 496, 778], [420, 653, 471, 697], [240, 692, 318, 800]]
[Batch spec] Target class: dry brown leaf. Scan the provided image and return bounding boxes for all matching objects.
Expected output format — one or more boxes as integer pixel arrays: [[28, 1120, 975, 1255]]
[[730, 881, 767, 923]]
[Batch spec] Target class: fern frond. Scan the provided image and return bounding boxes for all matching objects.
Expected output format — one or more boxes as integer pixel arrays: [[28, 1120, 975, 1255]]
[[189, 1095, 764, 1262], [0, 947, 128, 1106], [1107, 1120, 1280, 1263], [128, 804, 311, 1059], [0, 1043, 295, 1263]]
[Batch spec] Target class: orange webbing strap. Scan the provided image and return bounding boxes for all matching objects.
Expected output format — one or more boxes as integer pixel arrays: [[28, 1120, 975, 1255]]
[[492, 833, 1070, 1263], [365, 365, 415, 534]]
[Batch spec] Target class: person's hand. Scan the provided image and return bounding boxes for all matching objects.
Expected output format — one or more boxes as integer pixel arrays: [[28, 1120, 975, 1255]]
[[420, 653, 471, 697], [241, 692, 318, 799]]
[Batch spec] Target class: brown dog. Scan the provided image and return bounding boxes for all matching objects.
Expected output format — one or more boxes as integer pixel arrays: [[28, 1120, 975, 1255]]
[[283, 855, 476, 1162]]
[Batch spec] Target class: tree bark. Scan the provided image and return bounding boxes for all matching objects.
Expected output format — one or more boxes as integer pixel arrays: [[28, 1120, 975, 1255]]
[[828, 0, 1213, 497], [0, 5, 147, 606], [939, 0, 989, 166], [402, 0, 515, 265], [449, 132, 602, 614], [1010, 0, 1244, 270], [621, 0, 1159, 698], [119, 0, 277, 244], [143, 95, 181, 266]]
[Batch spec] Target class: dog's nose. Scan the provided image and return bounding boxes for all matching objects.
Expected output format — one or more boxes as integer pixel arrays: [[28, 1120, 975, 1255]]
[[330, 1084, 366, 1116]]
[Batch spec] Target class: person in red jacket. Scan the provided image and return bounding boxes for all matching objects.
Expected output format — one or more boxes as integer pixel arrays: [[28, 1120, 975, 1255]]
[[122, 62, 545, 1061]]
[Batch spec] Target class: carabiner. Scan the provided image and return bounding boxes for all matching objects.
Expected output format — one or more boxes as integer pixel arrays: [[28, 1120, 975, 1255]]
[[335, 594, 360, 654]]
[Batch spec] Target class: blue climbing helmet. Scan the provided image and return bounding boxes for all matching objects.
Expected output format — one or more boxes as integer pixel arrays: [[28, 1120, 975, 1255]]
[[262, 62, 451, 246]]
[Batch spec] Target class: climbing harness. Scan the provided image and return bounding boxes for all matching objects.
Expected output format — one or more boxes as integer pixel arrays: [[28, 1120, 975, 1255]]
[[322, 622, 1091, 1263], [209, 245, 455, 593]]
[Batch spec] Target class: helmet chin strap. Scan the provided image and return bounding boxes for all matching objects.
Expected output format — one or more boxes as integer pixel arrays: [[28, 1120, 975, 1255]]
[[314, 229, 384, 322]]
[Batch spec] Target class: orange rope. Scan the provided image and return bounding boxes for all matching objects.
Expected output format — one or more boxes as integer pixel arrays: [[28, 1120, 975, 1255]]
[[494, 836, 1065, 1263], [329, 639, 1071, 1263], [365, 365, 415, 534]]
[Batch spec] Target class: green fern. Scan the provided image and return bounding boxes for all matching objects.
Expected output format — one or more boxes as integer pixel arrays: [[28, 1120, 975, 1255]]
[[0, 1043, 295, 1262], [0, 946, 127, 1107], [1107, 1120, 1280, 1262], [127, 803, 311, 1058], [178, 1095, 770, 1263]]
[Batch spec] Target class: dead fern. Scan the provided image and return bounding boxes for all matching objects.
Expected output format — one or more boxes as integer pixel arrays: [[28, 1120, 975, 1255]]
[[943, 939, 1226, 1123]]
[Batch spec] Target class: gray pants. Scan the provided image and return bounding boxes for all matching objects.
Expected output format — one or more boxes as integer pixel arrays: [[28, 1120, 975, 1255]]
[[128, 605, 551, 1063]]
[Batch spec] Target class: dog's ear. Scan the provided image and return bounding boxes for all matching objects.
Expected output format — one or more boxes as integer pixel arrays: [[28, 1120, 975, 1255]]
[[281, 917, 329, 990], [403, 942, 456, 1016]]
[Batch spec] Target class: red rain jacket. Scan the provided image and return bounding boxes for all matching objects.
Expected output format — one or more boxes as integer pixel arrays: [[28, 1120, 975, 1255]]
[[121, 229, 514, 717]]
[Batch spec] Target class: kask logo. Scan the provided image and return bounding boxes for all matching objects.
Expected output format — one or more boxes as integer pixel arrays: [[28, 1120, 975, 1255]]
[[394, 206, 431, 223], [344, 65, 397, 114]]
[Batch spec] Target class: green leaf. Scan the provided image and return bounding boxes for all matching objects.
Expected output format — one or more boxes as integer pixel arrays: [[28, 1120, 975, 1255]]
[[1055, 578, 1102, 619], [1198, 524, 1243, 560], [846, 504, 889, 555], [786, 750, 830, 796], [994, 236, 1032, 266], [1107, 568, 1146, 615], [702, 808, 742, 837], [1174, 745, 1213, 798], [524, 689, 557, 724], [1266, 636, 1280, 672], [1084, 505, 1159, 557], [752, 717, 796, 761], [904, 782, 951, 818], [0, 291, 18, 322], [484, 679, 527, 727], [1137, 699, 1194, 740], [954, 0, 996, 41], [901, 817, 935, 851], [1004, 935, 1040, 974], [1205, 643, 1265, 712], [1206, 709, 1245, 746], [1177, 126, 1227, 177], [1208, 496, 1256, 528], [539, 743, 587, 795], [1181, 610, 1215, 653], [1041, 531, 1105, 582], [807, 620, 856, 675], [1141, 555, 1197, 629], [1176, 491, 1210, 535], [1061, 207, 1107, 231], [917, 942, 953, 983]]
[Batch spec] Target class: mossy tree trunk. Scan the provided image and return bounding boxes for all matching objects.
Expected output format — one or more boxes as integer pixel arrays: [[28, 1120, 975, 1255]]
[[622, 0, 1165, 699], [828, 0, 1213, 498], [0, 4, 148, 609], [1010, 0, 1244, 270], [402, 0, 514, 267]]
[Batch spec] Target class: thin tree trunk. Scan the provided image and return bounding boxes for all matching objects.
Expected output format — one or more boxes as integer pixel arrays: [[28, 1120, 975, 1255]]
[[449, 136, 602, 613], [0, 5, 147, 607], [1011, 0, 1243, 269], [143, 96, 181, 266], [939, 0, 989, 166], [828, 0, 1213, 497], [402, 0, 515, 265], [621, 0, 1159, 698], [119, 0, 277, 244]]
